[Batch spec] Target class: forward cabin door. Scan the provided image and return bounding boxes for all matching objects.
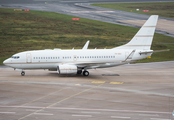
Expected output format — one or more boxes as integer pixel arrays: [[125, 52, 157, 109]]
[[26, 53, 32, 63]]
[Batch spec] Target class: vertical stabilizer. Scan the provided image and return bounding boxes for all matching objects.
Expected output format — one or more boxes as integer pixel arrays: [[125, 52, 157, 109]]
[[114, 15, 158, 50]]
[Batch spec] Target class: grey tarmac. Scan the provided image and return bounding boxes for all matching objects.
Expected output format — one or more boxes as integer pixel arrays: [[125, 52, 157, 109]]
[[0, 61, 174, 120]]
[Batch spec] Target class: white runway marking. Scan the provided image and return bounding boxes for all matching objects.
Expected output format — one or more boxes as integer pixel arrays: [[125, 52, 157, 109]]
[[0, 112, 16, 114], [139, 114, 159, 116], [33, 113, 53, 115], [72, 114, 92, 117], [0, 105, 172, 115], [150, 118, 171, 120], [1, 80, 174, 97], [70, 11, 115, 13], [81, 111, 100, 114], [111, 116, 130, 119]]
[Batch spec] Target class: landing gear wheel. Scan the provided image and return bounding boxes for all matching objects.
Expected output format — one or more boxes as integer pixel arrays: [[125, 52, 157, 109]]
[[83, 71, 89, 76], [77, 70, 82, 75], [21, 71, 25, 76]]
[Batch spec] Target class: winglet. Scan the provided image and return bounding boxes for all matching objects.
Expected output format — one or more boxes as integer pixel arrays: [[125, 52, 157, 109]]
[[82, 40, 90, 50]]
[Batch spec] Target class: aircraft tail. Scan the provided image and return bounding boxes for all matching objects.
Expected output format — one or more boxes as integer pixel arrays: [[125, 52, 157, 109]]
[[114, 15, 158, 50]]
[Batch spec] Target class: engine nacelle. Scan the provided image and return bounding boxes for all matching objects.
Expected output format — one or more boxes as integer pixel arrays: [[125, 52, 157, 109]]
[[57, 64, 77, 74]]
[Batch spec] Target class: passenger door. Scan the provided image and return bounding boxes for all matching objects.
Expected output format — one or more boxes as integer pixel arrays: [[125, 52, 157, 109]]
[[26, 53, 32, 63]]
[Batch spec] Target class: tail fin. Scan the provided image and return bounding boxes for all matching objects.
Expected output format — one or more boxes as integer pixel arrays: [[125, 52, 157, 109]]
[[114, 15, 158, 50]]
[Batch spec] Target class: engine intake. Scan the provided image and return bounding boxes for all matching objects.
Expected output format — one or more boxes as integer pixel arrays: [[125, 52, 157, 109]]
[[57, 64, 77, 74]]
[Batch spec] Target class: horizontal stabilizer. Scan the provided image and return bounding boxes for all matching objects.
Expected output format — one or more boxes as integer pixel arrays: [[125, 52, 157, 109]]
[[139, 49, 170, 54]]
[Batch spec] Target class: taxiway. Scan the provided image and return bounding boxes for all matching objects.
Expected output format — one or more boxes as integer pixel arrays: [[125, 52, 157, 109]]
[[0, 61, 174, 120]]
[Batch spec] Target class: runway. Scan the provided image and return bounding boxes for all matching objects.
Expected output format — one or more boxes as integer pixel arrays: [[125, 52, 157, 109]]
[[0, 0, 174, 37], [0, 61, 174, 120]]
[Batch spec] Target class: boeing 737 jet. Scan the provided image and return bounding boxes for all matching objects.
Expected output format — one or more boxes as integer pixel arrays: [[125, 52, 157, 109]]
[[3, 15, 162, 76]]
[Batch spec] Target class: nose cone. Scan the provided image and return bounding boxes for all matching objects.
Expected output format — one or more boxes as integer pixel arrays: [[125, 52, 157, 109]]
[[3, 59, 8, 65]]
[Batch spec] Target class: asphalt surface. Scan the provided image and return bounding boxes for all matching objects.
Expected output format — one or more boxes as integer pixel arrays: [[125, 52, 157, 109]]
[[0, 61, 174, 120], [0, 0, 174, 37]]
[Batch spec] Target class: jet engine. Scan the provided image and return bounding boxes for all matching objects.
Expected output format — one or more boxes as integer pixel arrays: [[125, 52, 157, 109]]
[[57, 64, 77, 74]]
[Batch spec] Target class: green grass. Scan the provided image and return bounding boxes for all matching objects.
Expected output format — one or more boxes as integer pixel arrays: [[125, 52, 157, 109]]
[[0, 8, 174, 65], [91, 2, 174, 19]]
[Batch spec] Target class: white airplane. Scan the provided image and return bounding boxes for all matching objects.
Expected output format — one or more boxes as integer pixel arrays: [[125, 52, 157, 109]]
[[3, 15, 162, 76]]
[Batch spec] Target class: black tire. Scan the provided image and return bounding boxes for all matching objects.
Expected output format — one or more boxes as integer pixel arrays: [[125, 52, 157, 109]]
[[77, 70, 82, 74], [83, 71, 89, 76], [21, 71, 25, 76]]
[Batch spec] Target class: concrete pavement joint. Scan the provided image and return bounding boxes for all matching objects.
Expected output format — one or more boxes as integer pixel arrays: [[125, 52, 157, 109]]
[[17, 84, 103, 120]]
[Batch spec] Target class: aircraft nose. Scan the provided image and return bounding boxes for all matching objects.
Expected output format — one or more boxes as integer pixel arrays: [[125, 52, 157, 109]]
[[3, 59, 8, 65]]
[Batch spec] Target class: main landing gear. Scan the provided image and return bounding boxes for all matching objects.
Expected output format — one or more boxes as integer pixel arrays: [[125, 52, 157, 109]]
[[77, 70, 89, 76], [83, 71, 89, 76], [77, 70, 82, 75], [21, 71, 25, 76]]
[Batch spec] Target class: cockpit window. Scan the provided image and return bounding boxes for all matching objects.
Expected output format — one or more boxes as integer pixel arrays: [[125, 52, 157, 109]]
[[11, 56, 20, 59]]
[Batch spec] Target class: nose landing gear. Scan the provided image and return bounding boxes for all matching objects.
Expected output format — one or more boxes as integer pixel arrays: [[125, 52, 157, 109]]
[[21, 71, 25, 76]]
